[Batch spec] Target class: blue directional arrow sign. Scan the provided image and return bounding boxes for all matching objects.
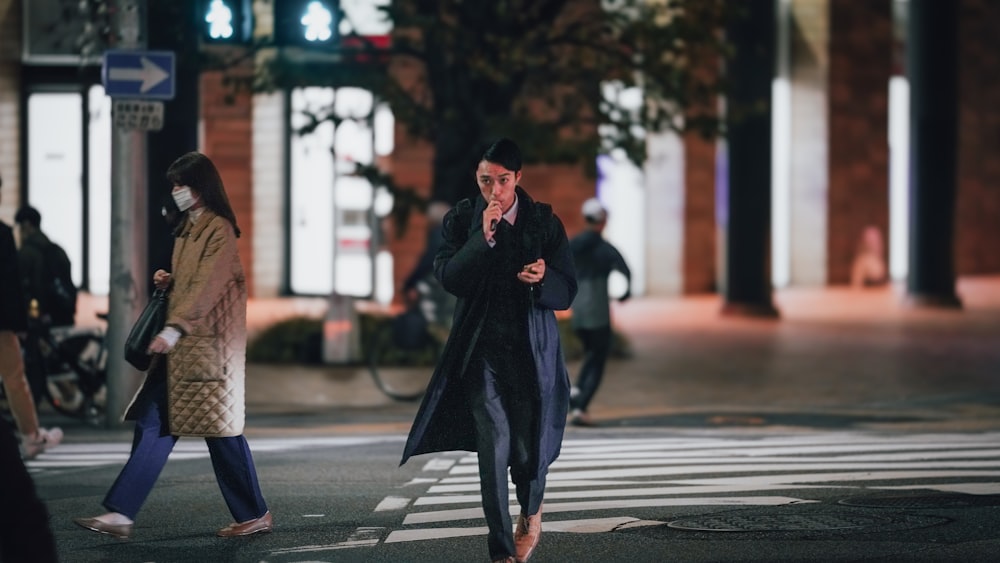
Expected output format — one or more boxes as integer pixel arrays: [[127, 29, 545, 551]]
[[101, 50, 176, 100]]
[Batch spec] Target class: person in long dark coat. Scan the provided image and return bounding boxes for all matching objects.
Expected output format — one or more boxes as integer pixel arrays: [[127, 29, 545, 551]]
[[400, 138, 577, 563], [0, 175, 59, 562]]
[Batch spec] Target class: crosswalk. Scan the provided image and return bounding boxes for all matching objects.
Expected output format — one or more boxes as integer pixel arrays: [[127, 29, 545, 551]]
[[380, 431, 1000, 544], [23, 436, 399, 475], [29, 430, 1000, 553]]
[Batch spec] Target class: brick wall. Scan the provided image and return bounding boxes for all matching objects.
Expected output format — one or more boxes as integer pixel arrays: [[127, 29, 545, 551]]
[[681, 45, 719, 295], [381, 130, 434, 301], [826, 0, 892, 284], [955, 0, 1000, 275], [0, 0, 21, 223], [682, 130, 716, 293], [200, 67, 255, 295]]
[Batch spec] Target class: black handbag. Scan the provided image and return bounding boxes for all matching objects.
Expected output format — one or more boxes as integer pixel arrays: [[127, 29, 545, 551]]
[[124, 288, 168, 371]]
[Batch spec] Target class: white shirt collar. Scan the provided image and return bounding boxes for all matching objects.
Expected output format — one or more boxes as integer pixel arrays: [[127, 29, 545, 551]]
[[502, 194, 519, 225]]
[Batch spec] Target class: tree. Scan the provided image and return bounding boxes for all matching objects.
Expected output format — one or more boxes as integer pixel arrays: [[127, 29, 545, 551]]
[[254, 0, 729, 212]]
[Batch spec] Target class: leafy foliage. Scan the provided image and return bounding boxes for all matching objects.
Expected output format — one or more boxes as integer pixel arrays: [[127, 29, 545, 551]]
[[249, 0, 730, 206]]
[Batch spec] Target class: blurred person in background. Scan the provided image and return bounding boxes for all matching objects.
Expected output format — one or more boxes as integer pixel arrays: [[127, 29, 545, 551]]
[[568, 198, 631, 427], [15, 206, 77, 328], [0, 173, 59, 563], [850, 225, 888, 288], [0, 179, 63, 459], [402, 200, 457, 341]]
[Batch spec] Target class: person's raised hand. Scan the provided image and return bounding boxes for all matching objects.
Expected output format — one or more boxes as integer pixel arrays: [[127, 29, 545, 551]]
[[483, 198, 502, 241]]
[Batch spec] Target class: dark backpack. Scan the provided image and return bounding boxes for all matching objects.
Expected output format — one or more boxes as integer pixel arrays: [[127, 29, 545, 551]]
[[42, 241, 77, 325]]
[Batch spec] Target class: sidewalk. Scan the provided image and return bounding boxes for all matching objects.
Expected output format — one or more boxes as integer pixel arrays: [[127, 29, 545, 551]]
[[239, 276, 1000, 433]]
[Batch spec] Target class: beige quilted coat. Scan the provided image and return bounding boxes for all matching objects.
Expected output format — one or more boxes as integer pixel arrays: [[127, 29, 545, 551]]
[[125, 210, 248, 437]]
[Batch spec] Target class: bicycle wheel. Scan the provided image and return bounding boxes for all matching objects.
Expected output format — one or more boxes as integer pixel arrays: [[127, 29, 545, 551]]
[[367, 321, 437, 402], [46, 333, 106, 425]]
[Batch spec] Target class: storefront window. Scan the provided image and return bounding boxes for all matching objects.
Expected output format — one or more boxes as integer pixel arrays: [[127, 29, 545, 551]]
[[288, 86, 392, 298]]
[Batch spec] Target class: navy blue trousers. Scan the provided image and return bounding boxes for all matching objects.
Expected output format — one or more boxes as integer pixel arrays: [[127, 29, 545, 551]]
[[102, 376, 268, 523], [466, 356, 545, 560], [571, 325, 612, 412]]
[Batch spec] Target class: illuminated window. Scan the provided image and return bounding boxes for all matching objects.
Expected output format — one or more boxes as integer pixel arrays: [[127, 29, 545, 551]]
[[289, 86, 393, 298], [25, 86, 112, 294]]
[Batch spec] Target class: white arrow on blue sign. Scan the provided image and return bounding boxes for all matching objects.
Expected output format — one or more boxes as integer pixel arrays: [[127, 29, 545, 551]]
[[102, 50, 176, 100]]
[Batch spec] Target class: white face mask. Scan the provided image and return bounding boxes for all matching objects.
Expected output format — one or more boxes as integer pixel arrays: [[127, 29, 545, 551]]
[[172, 186, 197, 212]]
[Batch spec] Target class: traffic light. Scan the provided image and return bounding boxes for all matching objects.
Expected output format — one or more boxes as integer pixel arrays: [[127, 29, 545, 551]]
[[199, 0, 252, 44], [275, 0, 340, 49]]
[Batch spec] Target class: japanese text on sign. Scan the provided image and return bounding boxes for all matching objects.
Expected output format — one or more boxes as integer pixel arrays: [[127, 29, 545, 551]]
[[113, 100, 165, 132]]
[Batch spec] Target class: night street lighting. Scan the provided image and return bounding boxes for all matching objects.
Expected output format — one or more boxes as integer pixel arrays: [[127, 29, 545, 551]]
[[199, 0, 251, 44], [276, 0, 339, 48]]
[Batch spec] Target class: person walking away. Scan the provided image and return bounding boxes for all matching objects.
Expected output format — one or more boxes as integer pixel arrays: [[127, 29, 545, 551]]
[[15, 205, 79, 406], [568, 198, 631, 427], [74, 151, 272, 539], [400, 138, 578, 563], [0, 173, 59, 563], [0, 182, 63, 459], [401, 200, 457, 342], [14, 206, 77, 327]]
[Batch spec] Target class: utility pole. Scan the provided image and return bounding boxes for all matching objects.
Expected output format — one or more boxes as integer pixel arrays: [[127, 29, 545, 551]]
[[105, 0, 148, 426]]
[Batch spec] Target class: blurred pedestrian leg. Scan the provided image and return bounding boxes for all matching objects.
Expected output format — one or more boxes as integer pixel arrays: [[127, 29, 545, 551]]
[[0, 414, 58, 563]]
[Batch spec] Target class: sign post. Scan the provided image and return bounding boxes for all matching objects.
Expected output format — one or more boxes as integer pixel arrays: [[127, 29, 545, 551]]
[[102, 0, 159, 428]]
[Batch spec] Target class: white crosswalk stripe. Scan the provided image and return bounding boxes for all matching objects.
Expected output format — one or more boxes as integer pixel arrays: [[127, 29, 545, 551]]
[[23, 436, 400, 474], [382, 431, 1000, 543]]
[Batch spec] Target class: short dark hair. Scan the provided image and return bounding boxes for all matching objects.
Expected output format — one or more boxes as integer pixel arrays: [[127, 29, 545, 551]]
[[481, 138, 522, 172], [15, 206, 41, 228]]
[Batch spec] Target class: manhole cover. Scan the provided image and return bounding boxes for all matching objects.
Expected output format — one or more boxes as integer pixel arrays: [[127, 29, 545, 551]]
[[839, 493, 1000, 509], [668, 513, 884, 532]]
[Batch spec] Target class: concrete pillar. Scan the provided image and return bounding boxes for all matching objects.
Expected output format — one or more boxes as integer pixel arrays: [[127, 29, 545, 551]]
[[719, 0, 778, 317], [905, 0, 960, 306]]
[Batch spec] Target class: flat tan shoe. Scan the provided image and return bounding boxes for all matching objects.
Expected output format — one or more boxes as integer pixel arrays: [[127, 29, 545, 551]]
[[216, 510, 273, 537], [73, 517, 132, 539]]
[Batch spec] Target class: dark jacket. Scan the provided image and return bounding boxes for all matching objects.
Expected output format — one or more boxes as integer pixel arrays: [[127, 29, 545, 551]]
[[400, 187, 578, 478], [17, 229, 75, 326], [0, 222, 28, 332], [17, 230, 50, 307], [569, 229, 631, 329]]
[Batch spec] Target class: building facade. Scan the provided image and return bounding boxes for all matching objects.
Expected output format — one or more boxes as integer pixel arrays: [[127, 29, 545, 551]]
[[1, 0, 998, 312]]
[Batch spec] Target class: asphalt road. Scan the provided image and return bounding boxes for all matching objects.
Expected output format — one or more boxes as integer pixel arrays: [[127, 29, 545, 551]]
[[24, 279, 1000, 561], [30, 424, 1000, 563]]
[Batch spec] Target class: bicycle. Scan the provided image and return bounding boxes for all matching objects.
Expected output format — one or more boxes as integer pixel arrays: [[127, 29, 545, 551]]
[[366, 281, 452, 402], [12, 308, 108, 426]]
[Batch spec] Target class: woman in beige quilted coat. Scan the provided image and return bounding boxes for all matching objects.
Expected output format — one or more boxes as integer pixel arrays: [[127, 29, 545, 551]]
[[74, 152, 272, 539]]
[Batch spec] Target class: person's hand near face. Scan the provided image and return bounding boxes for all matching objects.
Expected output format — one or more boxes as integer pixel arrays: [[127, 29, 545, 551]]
[[477, 160, 520, 242]]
